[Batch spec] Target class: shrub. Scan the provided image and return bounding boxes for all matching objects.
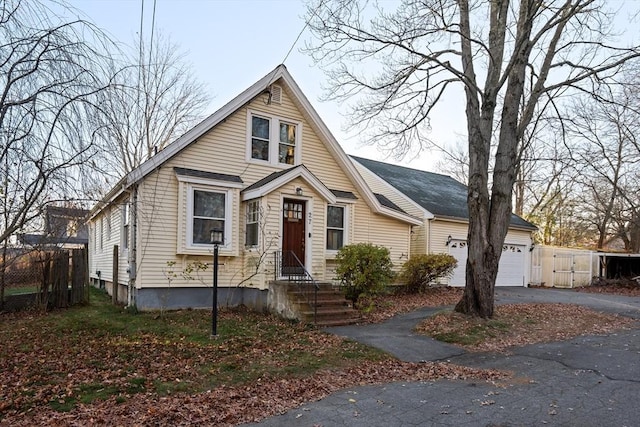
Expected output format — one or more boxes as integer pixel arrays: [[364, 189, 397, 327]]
[[398, 253, 458, 294], [334, 243, 395, 304]]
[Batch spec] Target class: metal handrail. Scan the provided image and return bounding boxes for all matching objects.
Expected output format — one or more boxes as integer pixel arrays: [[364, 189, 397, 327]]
[[274, 250, 319, 323]]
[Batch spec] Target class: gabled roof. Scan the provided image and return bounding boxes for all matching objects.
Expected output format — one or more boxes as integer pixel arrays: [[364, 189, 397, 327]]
[[241, 165, 336, 202], [91, 65, 422, 226], [351, 156, 537, 230]]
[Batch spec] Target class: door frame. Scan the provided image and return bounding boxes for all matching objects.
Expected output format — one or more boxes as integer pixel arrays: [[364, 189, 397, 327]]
[[279, 195, 312, 276]]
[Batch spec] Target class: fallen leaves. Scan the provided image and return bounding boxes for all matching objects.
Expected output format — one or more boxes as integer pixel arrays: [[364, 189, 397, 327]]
[[1, 359, 506, 426], [1, 285, 637, 426], [416, 303, 637, 352], [0, 292, 502, 426], [358, 287, 463, 324]]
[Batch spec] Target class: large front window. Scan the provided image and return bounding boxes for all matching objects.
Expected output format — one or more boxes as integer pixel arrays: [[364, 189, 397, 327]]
[[192, 189, 225, 244], [326, 205, 345, 251]]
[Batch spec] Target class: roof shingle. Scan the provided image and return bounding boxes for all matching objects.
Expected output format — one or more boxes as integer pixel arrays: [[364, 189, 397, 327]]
[[351, 155, 536, 229]]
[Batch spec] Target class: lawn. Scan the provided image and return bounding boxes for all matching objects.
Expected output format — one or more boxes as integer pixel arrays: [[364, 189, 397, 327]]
[[0, 287, 502, 426]]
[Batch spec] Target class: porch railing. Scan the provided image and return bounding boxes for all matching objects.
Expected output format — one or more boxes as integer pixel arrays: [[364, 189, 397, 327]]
[[274, 250, 319, 323]]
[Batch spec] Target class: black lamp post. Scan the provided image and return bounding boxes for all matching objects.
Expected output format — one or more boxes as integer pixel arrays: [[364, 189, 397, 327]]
[[210, 227, 224, 338]]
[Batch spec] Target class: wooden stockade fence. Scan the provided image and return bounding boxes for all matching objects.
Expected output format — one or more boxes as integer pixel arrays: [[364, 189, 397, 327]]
[[2, 247, 90, 312], [40, 248, 89, 309]]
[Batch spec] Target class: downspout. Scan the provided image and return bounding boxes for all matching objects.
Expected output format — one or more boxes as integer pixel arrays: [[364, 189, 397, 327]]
[[127, 184, 138, 307]]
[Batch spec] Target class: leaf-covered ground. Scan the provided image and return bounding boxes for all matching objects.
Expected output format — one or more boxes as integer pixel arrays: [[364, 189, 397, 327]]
[[359, 287, 463, 323], [0, 289, 503, 426], [1, 285, 636, 426], [416, 303, 636, 352]]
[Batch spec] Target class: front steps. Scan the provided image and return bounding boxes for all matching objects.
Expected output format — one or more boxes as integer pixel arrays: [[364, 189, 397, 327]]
[[271, 281, 361, 327]]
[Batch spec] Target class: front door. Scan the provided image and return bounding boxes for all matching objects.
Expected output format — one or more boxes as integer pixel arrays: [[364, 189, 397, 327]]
[[282, 199, 305, 275]]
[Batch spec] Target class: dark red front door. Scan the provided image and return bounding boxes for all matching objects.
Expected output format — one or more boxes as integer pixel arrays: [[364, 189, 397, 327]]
[[282, 199, 305, 275]]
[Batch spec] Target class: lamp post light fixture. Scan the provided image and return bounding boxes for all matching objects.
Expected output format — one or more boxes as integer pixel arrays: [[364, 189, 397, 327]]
[[210, 227, 224, 338]]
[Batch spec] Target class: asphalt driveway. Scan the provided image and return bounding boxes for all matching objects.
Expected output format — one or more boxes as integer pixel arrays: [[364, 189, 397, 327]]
[[248, 287, 640, 426]]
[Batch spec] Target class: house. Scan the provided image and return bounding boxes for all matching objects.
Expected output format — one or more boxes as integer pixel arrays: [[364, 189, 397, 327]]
[[87, 65, 422, 311], [19, 206, 89, 249], [351, 156, 538, 287]]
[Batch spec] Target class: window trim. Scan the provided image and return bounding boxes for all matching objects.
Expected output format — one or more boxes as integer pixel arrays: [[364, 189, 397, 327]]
[[99, 217, 104, 251], [326, 204, 349, 254], [122, 201, 130, 251], [176, 172, 241, 255], [245, 200, 260, 248], [246, 109, 302, 167], [250, 114, 271, 163], [186, 184, 232, 250]]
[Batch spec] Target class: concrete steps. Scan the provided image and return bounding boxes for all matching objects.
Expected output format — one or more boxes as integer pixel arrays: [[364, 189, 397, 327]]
[[272, 281, 361, 327]]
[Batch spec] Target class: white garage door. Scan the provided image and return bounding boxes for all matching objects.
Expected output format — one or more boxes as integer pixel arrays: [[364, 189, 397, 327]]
[[448, 240, 526, 287]]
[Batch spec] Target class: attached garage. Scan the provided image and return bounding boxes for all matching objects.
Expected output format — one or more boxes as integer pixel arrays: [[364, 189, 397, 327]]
[[350, 156, 538, 286], [448, 240, 527, 287]]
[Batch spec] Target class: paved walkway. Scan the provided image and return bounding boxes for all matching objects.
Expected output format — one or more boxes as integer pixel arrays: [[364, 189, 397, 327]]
[[248, 288, 640, 427]]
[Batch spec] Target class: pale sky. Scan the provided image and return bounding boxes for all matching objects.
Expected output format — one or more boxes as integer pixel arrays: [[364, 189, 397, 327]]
[[64, 0, 638, 173], [64, 0, 455, 171]]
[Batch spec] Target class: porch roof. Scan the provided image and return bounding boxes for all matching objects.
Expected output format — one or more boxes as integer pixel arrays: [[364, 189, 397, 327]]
[[241, 165, 336, 203]]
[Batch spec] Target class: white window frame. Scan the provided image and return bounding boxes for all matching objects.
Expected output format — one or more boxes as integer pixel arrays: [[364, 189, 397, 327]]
[[246, 109, 302, 167], [99, 218, 104, 251], [326, 204, 350, 254], [245, 200, 260, 247], [122, 201, 129, 251], [105, 209, 111, 242], [186, 183, 232, 250]]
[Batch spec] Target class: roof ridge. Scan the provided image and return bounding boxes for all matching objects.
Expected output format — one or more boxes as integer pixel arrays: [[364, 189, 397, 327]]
[[350, 155, 458, 181]]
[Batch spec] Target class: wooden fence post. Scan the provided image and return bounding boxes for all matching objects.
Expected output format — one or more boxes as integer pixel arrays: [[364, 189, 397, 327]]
[[71, 248, 88, 305], [112, 245, 119, 304], [51, 251, 69, 309]]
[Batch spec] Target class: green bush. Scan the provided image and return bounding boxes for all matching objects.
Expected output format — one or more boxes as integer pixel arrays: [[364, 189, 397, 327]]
[[334, 243, 395, 304], [398, 253, 458, 293]]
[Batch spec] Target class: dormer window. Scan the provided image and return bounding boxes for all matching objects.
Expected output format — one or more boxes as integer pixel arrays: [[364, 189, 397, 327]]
[[247, 110, 301, 166]]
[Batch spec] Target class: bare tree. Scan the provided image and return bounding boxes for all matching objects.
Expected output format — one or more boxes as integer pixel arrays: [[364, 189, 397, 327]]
[[0, 0, 115, 306], [94, 33, 210, 179], [0, 0, 113, 245], [436, 142, 469, 184], [564, 81, 640, 249], [305, 0, 640, 317]]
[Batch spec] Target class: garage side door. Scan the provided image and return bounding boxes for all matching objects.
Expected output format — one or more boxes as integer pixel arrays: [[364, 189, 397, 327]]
[[448, 241, 526, 287]]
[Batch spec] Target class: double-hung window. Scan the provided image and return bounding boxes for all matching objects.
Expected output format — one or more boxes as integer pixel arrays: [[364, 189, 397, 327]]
[[326, 205, 345, 251], [251, 116, 270, 161], [122, 202, 129, 250], [245, 200, 260, 247], [192, 189, 226, 245], [248, 111, 301, 166], [278, 122, 296, 165], [176, 167, 241, 254]]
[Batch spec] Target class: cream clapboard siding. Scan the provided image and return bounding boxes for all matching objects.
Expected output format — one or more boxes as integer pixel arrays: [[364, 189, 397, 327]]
[[88, 196, 130, 288], [119, 78, 412, 292], [352, 160, 429, 257]]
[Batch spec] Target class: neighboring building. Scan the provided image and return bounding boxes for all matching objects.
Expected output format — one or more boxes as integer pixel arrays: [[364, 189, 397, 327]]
[[351, 156, 538, 287], [87, 65, 421, 310], [18, 206, 89, 249]]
